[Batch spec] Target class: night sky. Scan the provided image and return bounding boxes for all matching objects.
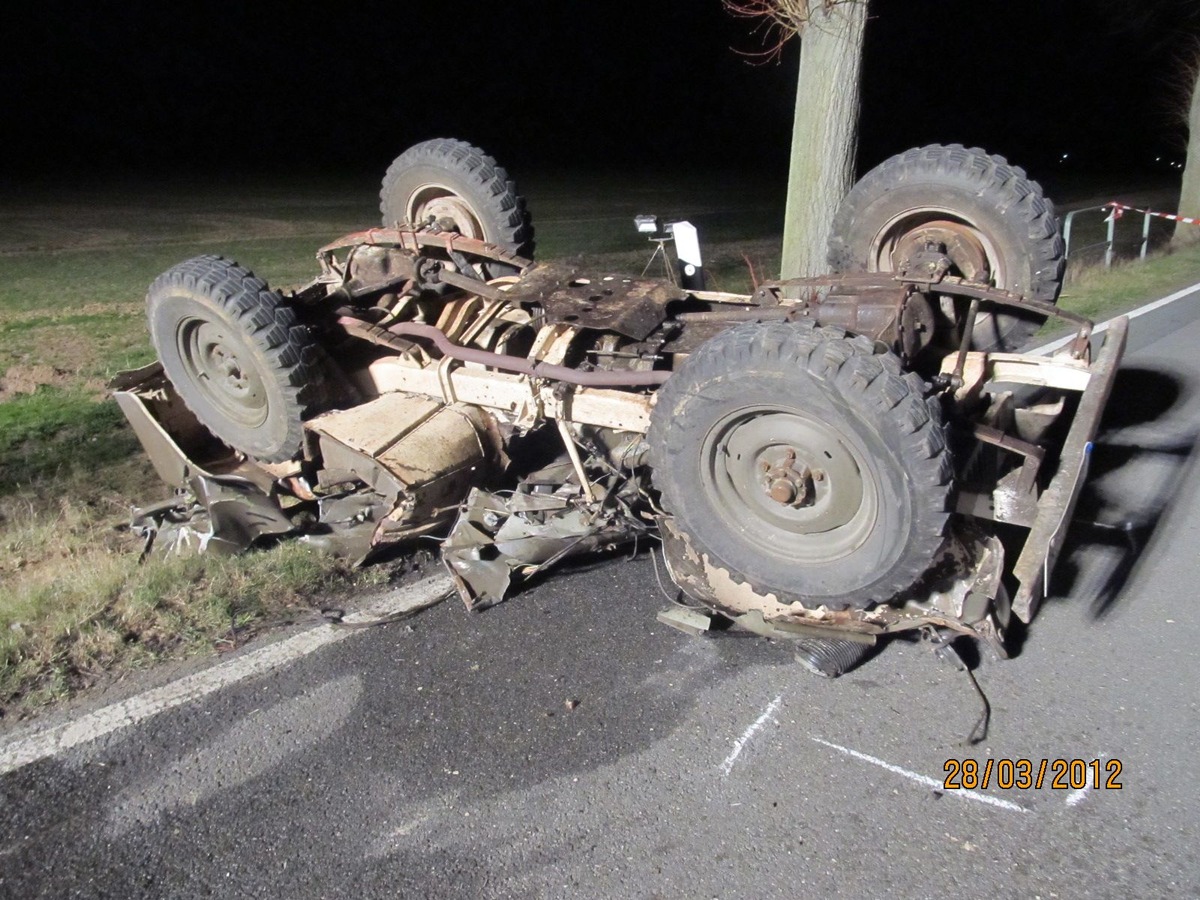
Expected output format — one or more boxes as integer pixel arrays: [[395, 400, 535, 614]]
[[2, 1, 1194, 184]]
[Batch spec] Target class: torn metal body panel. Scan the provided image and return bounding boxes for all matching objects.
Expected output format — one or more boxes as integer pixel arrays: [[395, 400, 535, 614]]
[[115, 370, 299, 558], [443, 483, 645, 610], [658, 516, 1010, 652], [114, 138, 1130, 663]]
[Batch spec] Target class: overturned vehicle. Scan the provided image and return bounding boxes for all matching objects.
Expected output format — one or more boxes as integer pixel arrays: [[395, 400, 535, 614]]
[[113, 139, 1126, 665]]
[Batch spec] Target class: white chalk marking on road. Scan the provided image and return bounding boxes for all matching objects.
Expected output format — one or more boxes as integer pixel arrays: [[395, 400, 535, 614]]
[[1031, 279, 1200, 356], [1064, 785, 1090, 807], [812, 738, 1029, 814], [0, 574, 453, 777], [719, 694, 782, 777], [366, 794, 461, 860], [1065, 754, 1104, 808]]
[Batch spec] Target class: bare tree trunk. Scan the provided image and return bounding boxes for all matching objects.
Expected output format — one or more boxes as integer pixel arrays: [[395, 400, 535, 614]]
[[1176, 61, 1200, 245], [780, 0, 868, 277]]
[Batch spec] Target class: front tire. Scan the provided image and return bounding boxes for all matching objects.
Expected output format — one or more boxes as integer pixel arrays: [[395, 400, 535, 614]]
[[649, 321, 952, 610]]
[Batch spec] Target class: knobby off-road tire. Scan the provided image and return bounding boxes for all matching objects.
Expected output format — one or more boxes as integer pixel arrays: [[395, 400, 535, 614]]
[[380, 138, 534, 277], [147, 255, 323, 463], [649, 321, 952, 611], [828, 144, 1064, 352]]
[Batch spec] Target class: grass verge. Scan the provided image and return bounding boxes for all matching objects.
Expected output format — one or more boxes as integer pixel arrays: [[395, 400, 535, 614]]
[[1057, 241, 1200, 321], [0, 533, 373, 709]]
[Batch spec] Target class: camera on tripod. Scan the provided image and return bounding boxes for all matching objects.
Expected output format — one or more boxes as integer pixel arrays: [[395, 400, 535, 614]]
[[633, 215, 704, 290]]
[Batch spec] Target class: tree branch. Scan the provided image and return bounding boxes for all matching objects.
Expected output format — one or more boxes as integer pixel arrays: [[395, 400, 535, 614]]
[[722, 0, 854, 62]]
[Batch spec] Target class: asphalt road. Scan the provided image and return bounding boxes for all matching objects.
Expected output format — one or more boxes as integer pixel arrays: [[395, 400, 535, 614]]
[[3, 297, 1200, 899]]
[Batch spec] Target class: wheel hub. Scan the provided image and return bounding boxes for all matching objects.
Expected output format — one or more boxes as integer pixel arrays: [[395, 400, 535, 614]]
[[760, 448, 818, 508], [409, 186, 485, 241], [210, 347, 249, 391], [700, 407, 879, 565], [889, 218, 991, 284]]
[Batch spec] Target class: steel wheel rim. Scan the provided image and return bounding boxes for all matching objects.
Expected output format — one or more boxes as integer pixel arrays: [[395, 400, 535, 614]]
[[868, 206, 1006, 288], [407, 182, 486, 239], [177, 318, 269, 428], [699, 406, 880, 565]]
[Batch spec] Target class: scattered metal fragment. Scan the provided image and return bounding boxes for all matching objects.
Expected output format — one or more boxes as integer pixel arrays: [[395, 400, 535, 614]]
[[442, 479, 643, 610], [656, 606, 715, 637]]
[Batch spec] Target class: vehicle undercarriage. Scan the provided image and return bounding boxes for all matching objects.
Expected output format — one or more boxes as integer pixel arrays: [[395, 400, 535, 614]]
[[112, 139, 1127, 670]]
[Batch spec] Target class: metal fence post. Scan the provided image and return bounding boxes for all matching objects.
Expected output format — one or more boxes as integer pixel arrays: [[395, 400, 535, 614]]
[[1105, 208, 1116, 268]]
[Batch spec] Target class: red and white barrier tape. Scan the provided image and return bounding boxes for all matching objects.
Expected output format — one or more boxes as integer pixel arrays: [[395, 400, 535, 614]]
[[1105, 201, 1200, 226]]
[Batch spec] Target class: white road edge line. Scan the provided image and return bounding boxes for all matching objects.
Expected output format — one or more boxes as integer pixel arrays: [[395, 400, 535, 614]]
[[719, 694, 782, 777], [0, 573, 454, 777], [812, 738, 1029, 814], [1030, 279, 1200, 356]]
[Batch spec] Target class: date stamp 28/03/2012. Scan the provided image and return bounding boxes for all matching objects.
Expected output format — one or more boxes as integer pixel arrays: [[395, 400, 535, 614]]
[[943, 758, 1123, 791]]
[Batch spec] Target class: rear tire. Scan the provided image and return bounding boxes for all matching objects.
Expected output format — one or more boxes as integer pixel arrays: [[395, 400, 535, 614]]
[[649, 321, 952, 610], [146, 255, 321, 462], [828, 144, 1064, 352], [380, 138, 534, 277]]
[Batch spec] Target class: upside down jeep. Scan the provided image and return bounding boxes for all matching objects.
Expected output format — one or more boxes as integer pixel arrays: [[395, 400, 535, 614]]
[[112, 138, 1126, 668]]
